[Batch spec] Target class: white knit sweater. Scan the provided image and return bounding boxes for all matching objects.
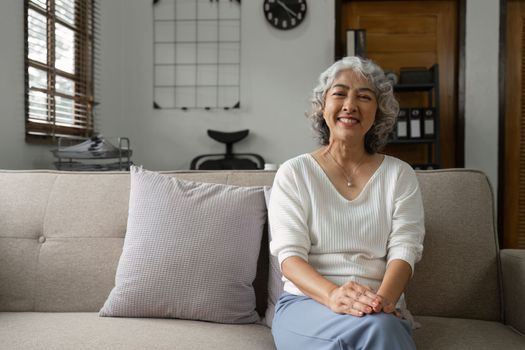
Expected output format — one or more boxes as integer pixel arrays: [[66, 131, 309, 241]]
[[269, 154, 425, 297]]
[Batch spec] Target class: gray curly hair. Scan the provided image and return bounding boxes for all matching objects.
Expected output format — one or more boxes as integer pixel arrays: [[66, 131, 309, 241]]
[[308, 56, 399, 154]]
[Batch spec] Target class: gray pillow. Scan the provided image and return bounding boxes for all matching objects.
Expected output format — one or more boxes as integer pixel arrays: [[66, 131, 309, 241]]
[[100, 166, 266, 324], [263, 187, 285, 328]]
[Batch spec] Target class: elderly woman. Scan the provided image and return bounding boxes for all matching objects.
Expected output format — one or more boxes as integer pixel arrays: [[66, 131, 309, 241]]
[[269, 56, 425, 350]]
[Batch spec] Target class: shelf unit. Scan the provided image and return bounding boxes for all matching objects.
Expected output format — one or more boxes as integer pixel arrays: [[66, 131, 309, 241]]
[[389, 64, 440, 169]]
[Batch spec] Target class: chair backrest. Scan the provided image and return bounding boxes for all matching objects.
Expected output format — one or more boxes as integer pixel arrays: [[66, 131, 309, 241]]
[[197, 157, 260, 170], [190, 129, 265, 170]]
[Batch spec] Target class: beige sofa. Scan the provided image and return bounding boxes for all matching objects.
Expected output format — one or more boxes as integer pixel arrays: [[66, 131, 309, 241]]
[[0, 169, 524, 349]]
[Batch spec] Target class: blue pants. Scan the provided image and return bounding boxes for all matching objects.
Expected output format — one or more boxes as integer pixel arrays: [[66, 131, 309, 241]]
[[272, 293, 416, 350]]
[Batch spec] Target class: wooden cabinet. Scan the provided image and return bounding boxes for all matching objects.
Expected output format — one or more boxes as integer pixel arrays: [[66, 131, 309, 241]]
[[337, 0, 458, 168]]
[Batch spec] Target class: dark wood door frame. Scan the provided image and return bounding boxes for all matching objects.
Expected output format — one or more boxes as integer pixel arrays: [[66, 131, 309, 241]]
[[334, 0, 466, 168], [498, 0, 506, 248]]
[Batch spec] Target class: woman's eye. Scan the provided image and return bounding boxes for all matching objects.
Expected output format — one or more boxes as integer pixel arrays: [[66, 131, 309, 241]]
[[358, 95, 372, 100], [332, 91, 346, 97]]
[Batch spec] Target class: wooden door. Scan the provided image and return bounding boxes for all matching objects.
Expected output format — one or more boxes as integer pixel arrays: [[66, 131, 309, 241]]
[[503, 0, 525, 248], [340, 0, 458, 168]]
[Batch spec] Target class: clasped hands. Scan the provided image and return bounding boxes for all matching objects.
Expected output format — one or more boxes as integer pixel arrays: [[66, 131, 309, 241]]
[[327, 281, 401, 318]]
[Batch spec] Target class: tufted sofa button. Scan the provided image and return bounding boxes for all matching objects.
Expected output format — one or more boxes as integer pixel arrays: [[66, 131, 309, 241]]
[[38, 236, 46, 243]]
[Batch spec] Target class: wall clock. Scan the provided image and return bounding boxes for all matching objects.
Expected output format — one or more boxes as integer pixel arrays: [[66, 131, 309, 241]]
[[263, 0, 307, 30]]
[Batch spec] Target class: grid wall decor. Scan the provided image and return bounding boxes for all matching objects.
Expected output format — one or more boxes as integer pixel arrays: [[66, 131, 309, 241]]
[[153, 0, 241, 110]]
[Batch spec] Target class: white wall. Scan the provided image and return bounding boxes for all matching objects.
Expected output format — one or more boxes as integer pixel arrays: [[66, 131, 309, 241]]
[[99, 0, 333, 170], [0, 0, 56, 169], [465, 0, 500, 193], [0, 0, 502, 192]]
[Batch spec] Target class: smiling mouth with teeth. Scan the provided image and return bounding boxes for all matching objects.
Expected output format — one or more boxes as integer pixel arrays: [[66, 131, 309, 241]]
[[337, 117, 359, 124]]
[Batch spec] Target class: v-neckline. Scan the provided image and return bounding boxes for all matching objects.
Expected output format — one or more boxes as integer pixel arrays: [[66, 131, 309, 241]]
[[307, 153, 387, 203]]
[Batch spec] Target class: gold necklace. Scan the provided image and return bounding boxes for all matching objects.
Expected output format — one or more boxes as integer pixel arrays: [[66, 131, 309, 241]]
[[326, 151, 367, 188]]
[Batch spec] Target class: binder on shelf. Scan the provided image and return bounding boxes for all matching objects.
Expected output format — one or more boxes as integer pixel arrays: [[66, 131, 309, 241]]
[[396, 108, 409, 139], [409, 108, 422, 138], [346, 29, 366, 58], [423, 108, 436, 138], [387, 63, 439, 169]]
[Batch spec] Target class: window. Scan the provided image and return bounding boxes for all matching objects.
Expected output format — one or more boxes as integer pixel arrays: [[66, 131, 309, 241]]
[[25, 0, 98, 141]]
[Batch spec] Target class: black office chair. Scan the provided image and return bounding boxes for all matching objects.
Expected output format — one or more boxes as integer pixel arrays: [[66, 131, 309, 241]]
[[190, 129, 265, 170]]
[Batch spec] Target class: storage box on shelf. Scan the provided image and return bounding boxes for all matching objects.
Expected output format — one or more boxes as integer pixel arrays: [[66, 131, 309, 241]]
[[51, 136, 133, 171]]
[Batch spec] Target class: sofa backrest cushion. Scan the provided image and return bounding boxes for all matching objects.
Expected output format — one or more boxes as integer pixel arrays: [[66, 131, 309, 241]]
[[0, 169, 501, 322], [0, 171, 130, 312], [0, 170, 273, 312], [405, 170, 501, 321]]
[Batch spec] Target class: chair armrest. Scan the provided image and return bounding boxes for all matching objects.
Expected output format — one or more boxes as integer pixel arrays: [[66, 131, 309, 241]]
[[501, 249, 525, 334]]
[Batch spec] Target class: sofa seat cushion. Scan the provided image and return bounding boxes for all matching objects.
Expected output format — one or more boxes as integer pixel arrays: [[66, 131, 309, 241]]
[[413, 316, 525, 349], [0, 312, 275, 350]]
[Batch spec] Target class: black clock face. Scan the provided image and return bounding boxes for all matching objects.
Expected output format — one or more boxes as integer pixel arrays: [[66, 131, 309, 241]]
[[263, 0, 307, 30]]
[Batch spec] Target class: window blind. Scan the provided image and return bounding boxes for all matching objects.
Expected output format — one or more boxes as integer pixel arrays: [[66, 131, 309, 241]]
[[25, 0, 99, 140]]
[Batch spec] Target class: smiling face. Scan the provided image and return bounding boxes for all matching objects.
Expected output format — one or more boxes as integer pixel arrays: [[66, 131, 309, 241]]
[[322, 69, 378, 146]]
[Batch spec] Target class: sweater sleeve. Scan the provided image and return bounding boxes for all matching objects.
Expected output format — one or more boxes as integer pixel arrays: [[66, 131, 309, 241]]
[[387, 164, 425, 276], [268, 162, 311, 269]]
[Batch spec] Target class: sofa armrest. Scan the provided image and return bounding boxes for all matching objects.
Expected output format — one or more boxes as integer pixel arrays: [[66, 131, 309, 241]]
[[501, 249, 525, 334]]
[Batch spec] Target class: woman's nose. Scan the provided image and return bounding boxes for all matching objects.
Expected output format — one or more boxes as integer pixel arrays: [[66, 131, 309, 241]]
[[342, 95, 357, 113]]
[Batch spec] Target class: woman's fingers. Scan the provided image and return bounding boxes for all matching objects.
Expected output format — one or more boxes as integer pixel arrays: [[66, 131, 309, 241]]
[[329, 293, 362, 316], [341, 282, 375, 299], [342, 283, 377, 310], [346, 301, 366, 317], [359, 290, 377, 306], [372, 294, 398, 314], [338, 283, 377, 315], [383, 303, 395, 312], [349, 299, 373, 315], [331, 282, 403, 318], [328, 286, 356, 314], [336, 296, 369, 316], [371, 296, 383, 312]]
